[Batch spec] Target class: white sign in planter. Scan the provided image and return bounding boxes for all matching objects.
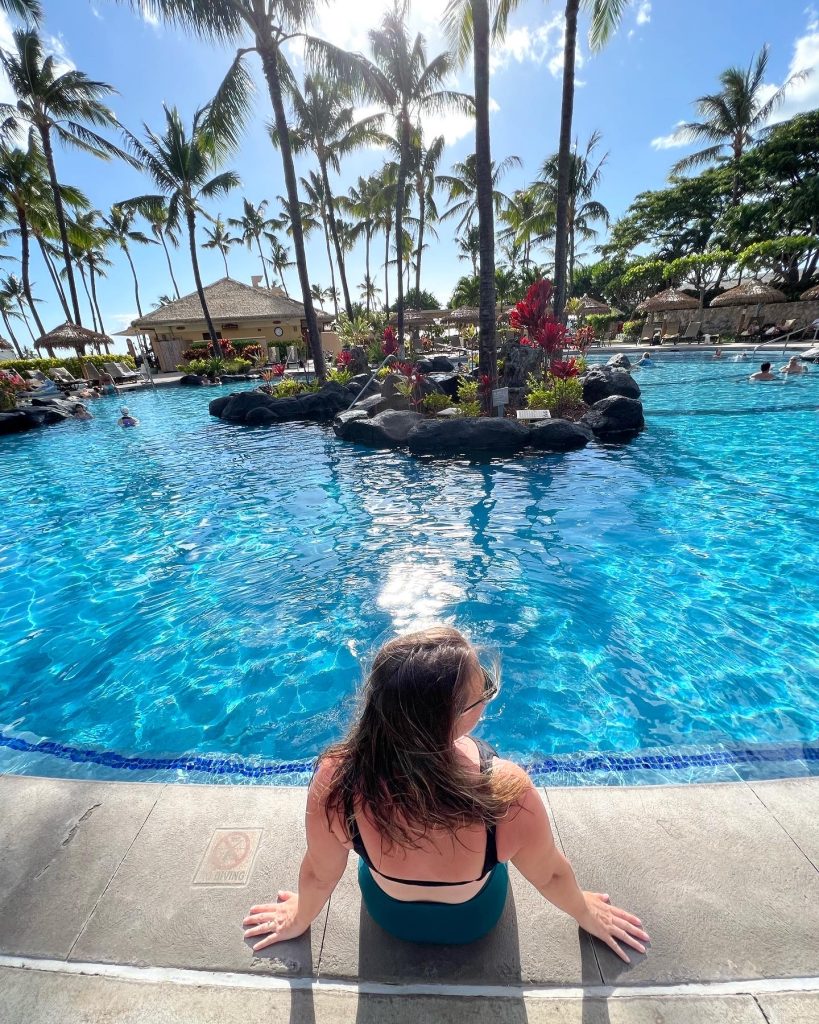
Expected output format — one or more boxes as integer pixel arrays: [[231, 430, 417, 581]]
[[516, 409, 551, 421]]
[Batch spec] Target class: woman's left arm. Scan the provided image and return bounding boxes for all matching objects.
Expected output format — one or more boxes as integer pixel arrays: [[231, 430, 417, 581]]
[[243, 765, 350, 950]]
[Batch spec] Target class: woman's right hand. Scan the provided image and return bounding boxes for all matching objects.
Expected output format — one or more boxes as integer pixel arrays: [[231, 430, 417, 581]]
[[578, 892, 650, 963]]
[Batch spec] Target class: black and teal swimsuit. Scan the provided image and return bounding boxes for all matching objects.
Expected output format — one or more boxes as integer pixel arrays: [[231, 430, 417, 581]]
[[350, 738, 509, 945]]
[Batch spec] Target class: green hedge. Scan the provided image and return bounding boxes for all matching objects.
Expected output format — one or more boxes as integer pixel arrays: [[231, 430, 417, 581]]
[[2, 354, 136, 377]]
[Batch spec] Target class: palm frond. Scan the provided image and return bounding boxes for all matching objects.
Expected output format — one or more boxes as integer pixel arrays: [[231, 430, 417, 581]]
[[204, 49, 254, 156], [585, 0, 631, 52]]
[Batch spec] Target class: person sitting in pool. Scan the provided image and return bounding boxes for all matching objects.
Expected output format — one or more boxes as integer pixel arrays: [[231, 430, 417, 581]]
[[637, 351, 654, 367], [779, 355, 808, 375], [99, 372, 117, 396], [243, 627, 648, 959], [71, 403, 93, 420], [749, 361, 777, 381], [117, 406, 139, 427]]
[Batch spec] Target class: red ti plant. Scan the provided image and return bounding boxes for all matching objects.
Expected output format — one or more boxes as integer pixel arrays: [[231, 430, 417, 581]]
[[394, 360, 427, 410], [336, 349, 353, 368], [549, 358, 580, 380], [478, 372, 493, 414], [382, 325, 398, 356], [571, 325, 595, 355], [271, 363, 286, 377], [509, 279, 566, 366]]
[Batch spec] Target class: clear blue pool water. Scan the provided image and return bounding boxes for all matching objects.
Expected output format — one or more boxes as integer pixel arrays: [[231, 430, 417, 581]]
[[1, 353, 818, 784]]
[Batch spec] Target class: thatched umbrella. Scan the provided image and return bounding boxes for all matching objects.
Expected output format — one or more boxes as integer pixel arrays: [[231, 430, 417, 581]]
[[637, 288, 699, 313], [0, 336, 12, 351], [35, 321, 114, 357], [443, 306, 481, 325], [576, 293, 610, 315], [799, 282, 819, 301], [710, 280, 786, 306], [387, 308, 449, 328]]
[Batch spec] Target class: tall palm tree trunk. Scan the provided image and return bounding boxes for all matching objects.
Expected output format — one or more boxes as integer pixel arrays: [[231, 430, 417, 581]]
[[394, 117, 410, 349], [158, 229, 181, 298], [37, 236, 71, 317], [78, 262, 98, 331], [384, 224, 390, 313], [255, 234, 270, 287], [553, 0, 580, 321], [472, 0, 497, 387], [2, 311, 23, 357], [320, 160, 352, 318], [320, 208, 339, 317], [123, 245, 143, 317], [259, 41, 326, 382], [39, 125, 82, 325], [221, 247, 230, 277], [16, 296, 35, 341], [16, 208, 45, 336], [186, 207, 220, 351], [365, 228, 371, 315], [89, 264, 105, 334], [415, 190, 425, 309]]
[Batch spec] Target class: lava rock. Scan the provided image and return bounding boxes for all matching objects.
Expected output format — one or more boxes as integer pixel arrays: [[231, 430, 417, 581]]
[[582, 366, 641, 405], [406, 417, 530, 455], [347, 346, 369, 375], [334, 409, 424, 448], [528, 418, 593, 452], [501, 339, 542, 388], [0, 409, 42, 434], [606, 353, 632, 369], [428, 371, 463, 400], [213, 383, 353, 425], [415, 359, 433, 373], [179, 373, 206, 387], [581, 395, 645, 441], [351, 393, 385, 414], [208, 395, 231, 418], [347, 373, 379, 399], [430, 355, 456, 372]]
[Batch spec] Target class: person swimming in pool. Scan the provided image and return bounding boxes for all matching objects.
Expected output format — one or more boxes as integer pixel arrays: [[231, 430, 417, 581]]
[[117, 405, 140, 427], [243, 627, 648, 959], [749, 362, 777, 381], [637, 351, 654, 367], [779, 355, 808, 375], [712, 348, 723, 360]]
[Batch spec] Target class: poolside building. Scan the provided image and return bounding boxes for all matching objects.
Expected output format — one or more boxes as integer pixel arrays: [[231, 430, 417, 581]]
[[131, 277, 335, 371]]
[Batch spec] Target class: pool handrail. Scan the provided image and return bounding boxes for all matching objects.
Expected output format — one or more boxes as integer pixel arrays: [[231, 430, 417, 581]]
[[347, 353, 398, 410], [750, 326, 815, 361]]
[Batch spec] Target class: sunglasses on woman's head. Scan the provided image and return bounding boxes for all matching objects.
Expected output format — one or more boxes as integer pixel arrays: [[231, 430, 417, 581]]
[[461, 666, 499, 714]]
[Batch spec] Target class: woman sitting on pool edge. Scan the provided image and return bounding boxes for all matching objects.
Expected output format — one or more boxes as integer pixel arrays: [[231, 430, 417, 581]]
[[243, 627, 648, 959]]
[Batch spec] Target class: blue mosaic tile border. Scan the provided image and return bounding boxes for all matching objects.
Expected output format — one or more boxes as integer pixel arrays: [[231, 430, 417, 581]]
[[1, 731, 816, 781]]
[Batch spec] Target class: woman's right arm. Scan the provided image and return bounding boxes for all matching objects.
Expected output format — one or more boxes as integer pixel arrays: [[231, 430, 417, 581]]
[[502, 767, 650, 963]]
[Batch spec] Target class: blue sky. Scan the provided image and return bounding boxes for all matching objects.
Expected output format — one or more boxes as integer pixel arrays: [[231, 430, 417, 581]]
[[2, 0, 818, 343]]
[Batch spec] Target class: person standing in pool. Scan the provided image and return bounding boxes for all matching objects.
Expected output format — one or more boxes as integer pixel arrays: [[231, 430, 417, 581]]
[[712, 348, 723, 360], [243, 627, 649, 959], [117, 406, 140, 427], [779, 355, 808, 375], [637, 351, 654, 367], [749, 362, 777, 381]]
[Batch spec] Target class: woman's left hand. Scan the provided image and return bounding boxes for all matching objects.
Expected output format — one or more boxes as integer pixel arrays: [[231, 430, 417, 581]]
[[243, 891, 307, 950]]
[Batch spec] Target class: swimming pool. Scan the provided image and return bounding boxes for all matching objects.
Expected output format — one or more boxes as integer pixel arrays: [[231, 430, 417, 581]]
[[1, 355, 817, 785]]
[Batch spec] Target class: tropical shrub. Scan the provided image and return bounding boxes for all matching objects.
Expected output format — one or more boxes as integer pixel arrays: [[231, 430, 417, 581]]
[[0, 367, 28, 409], [328, 368, 352, 385], [182, 339, 235, 361], [422, 392, 451, 414], [337, 313, 374, 347], [525, 360, 584, 416], [273, 377, 304, 397], [622, 320, 643, 337], [457, 377, 481, 417], [382, 325, 398, 356], [585, 312, 620, 338]]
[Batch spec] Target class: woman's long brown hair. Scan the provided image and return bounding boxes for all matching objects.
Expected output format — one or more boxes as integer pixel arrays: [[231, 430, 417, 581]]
[[321, 626, 528, 849]]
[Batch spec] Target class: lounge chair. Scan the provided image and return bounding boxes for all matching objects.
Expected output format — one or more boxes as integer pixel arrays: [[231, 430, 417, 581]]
[[680, 321, 701, 343], [83, 362, 104, 383], [639, 321, 654, 344], [114, 361, 143, 381], [661, 319, 680, 343], [49, 366, 83, 388], [104, 361, 139, 383]]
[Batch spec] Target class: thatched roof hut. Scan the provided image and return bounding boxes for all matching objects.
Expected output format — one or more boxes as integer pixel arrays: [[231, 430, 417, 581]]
[[35, 321, 114, 356], [576, 293, 610, 315], [0, 336, 12, 351], [637, 288, 699, 312], [711, 280, 787, 307], [443, 306, 482, 325], [799, 282, 819, 301]]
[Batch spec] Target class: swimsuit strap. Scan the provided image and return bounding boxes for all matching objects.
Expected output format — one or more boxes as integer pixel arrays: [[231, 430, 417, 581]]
[[350, 736, 500, 886]]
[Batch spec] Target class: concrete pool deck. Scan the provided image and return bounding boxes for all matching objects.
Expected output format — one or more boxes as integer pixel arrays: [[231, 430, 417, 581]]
[[1, 775, 817, 1022]]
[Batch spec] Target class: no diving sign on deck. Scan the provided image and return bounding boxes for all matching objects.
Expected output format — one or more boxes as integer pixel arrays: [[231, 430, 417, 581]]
[[192, 828, 263, 886]]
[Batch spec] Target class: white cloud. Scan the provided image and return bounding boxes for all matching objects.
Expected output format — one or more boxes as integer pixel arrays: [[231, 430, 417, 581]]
[[636, 2, 652, 27], [139, 1, 160, 29], [91, 5, 103, 20], [44, 33, 75, 74], [763, 13, 819, 124], [109, 311, 140, 330], [490, 14, 574, 77], [650, 121, 688, 150]]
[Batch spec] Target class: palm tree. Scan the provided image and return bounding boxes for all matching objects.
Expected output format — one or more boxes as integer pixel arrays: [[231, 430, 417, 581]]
[[83, 245, 111, 333], [670, 45, 810, 202], [318, 8, 469, 348], [123, 104, 240, 348], [533, 132, 610, 293], [123, 0, 329, 381], [409, 132, 444, 308], [358, 275, 381, 310], [0, 28, 132, 326], [68, 210, 109, 329], [500, 186, 544, 271], [228, 197, 278, 287], [0, 1, 41, 21], [131, 198, 182, 298], [2, 271, 35, 340], [371, 161, 398, 316], [438, 153, 520, 234], [339, 174, 382, 315], [456, 225, 481, 276], [450, 274, 480, 308], [267, 237, 293, 295], [0, 287, 24, 356], [202, 214, 238, 277], [276, 74, 384, 318], [102, 204, 155, 318], [300, 170, 340, 317]]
